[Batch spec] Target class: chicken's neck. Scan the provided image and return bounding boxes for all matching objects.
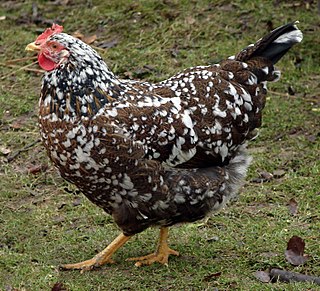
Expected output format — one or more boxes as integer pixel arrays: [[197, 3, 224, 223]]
[[39, 58, 126, 121]]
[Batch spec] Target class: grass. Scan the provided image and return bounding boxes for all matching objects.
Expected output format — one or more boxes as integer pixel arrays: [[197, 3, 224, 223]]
[[0, 0, 319, 290]]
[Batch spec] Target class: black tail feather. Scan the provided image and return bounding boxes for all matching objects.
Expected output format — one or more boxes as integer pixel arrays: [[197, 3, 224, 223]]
[[236, 21, 303, 64]]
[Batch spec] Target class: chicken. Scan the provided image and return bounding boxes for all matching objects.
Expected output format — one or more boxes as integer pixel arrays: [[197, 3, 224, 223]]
[[25, 22, 302, 271]]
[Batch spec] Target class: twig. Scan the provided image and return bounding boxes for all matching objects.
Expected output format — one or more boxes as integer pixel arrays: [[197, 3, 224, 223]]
[[6, 139, 41, 163], [0, 61, 43, 80], [1, 62, 44, 74], [269, 90, 289, 97], [91, 45, 108, 53], [6, 56, 38, 63], [270, 268, 320, 285]]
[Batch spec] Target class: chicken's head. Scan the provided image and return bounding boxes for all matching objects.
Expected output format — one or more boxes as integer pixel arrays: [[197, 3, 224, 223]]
[[26, 24, 69, 71]]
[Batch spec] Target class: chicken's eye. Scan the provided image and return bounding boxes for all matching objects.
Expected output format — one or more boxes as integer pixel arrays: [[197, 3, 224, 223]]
[[51, 43, 58, 49]]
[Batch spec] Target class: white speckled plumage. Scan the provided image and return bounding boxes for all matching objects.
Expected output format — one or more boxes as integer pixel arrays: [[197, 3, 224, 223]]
[[35, 22, 302, 237]]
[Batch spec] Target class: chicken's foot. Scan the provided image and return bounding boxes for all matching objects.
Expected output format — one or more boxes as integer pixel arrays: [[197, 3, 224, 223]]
[[127, 227, 179, 267], [60, 233, 131, 272]]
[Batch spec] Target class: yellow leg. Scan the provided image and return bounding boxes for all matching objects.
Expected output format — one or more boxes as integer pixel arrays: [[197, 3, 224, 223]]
[[127, 227, 179, 267], [60, 233, 132, 272]]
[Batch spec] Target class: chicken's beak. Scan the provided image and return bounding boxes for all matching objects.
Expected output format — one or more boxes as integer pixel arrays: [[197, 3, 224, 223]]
[[25, 42, 41, 52]]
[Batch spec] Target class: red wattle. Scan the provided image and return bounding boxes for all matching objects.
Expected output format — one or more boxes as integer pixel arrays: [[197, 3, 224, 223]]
[[38, 53, 56, 71]]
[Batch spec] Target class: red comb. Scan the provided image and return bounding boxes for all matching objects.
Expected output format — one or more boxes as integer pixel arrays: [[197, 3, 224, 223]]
[[35, 24, 64, 44]]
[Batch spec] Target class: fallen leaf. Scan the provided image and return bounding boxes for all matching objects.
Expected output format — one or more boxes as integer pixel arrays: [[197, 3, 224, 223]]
[[206, 235, 219, 242], [260, 251, 279, 259], [82, 34, 97, 45], [251, 170, 273, 183], [27, 164, 48, 175], [10, 121, 23, 129], [305, 134, 317, 143], [219, 4, 235, 12], [288, 198, 298, 216], [0, 146, 11, 155], [287, 236, 304, 254], [203, 271, 222, 281], [260, 171, 273, 180], [98, 39, 118, 49], [72, 31, 97, 44], [285, 249, 308, 266], [123, 71, 133, 79], [133, 65, 156, 79], [285, 236, 309, 266], [250, 177, 264, 183], [72, 197, 82, 206], [9, 112, 34, 130], [185, 16, 196, 25], [254, 270, 271, 283], [161, 10, 180, 21], [273, 169, 286, 178], [72, 30, 84, 39], [53, 215, 65, 224], [51, 282, 67, 291], [51, 0, 70, 5]]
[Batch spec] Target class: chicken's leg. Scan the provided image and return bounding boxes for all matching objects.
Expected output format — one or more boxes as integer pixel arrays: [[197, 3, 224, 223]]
[[127, 227, 179, 267], [60, 233, 132, 272]]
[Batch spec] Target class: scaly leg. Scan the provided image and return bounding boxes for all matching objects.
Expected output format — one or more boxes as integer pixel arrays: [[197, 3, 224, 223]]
[[60, 233, 132, 272], [127, 227, 179, 267]]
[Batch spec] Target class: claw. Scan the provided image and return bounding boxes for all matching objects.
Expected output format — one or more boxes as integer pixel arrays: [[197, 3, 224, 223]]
[[127, 227, 179, 267], [59, 233, 131, 272]]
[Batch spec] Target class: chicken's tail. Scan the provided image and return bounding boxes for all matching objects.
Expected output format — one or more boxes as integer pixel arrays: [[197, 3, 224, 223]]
[[235, 21, 303, 65], [162, 144, 251, 225]]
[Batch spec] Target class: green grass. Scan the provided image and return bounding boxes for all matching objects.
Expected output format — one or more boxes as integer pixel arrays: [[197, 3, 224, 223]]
[[0, 0, 319, 290]]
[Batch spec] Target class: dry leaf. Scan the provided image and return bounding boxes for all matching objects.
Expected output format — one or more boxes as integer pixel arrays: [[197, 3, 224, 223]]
[[219, 4, 235, 12], [0, 146, 11, 155], [83, 34, 97, 45], [185, 16, 196, 25], [260, 171, 273, 181], [72, 197, 82, 206], [287, 236, 304, 254], [273, 169, 286, 178], [285, 249, 308, 266], [10, 121, 23, 129], [52, 215, 65, 224], [72, 30, 84, 39], [251, 170, 273, 183], [73, 31, 97, 44], [27, 164, 48, 175], [51, 0, 70, 5], [203, 271, 222, 281], [51, 282, 67, 291], [99, 39, 118, 49], [285, 236, 309, 266]]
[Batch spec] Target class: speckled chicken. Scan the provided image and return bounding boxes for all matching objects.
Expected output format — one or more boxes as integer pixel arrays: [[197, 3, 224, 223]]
[[26, 22, 302, 271]]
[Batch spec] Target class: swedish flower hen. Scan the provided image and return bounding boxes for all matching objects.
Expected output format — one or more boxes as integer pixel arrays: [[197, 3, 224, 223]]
[[25, 22, 302, 271]]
